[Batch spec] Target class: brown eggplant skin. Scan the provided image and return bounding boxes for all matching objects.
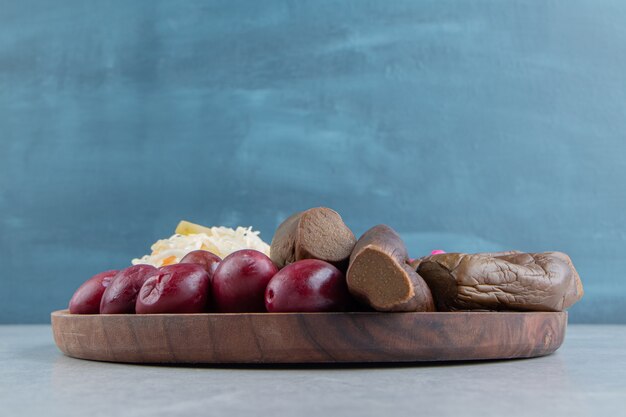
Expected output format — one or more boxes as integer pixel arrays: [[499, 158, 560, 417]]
[[416, 251, 583, 312], [270, 207, 356, 271], [347, 225, 435, 312]]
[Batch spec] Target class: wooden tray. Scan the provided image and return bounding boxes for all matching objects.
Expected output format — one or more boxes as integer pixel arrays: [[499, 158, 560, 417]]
[[51, 310, 566, 364]]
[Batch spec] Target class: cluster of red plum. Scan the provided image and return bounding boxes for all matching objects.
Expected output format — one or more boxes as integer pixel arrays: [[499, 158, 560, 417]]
[[69, 250, 352, 314]]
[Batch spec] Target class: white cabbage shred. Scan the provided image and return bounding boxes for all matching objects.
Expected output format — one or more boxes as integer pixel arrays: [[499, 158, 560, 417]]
[[132, 226, 271, 267]]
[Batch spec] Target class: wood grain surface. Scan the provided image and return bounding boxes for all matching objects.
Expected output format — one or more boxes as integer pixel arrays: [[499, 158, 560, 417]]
[[51, 310, 567, 364]]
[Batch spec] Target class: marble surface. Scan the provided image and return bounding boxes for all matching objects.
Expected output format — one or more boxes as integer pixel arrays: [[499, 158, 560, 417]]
[[0, 324, 624, 417], [4, 1, 626, 326]]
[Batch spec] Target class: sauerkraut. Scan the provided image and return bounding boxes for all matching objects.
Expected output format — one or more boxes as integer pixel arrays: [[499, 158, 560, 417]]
[[132, 226, 270, 267]]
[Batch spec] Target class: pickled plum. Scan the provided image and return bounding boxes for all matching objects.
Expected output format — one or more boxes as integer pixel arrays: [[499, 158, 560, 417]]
[[265, 259, 351, 312], [179, 250, 221, 281], [212, 249, 278, 312], [100, 264, 157, 314], [136, 263, 210, 314], [68, 270, 119, 314]]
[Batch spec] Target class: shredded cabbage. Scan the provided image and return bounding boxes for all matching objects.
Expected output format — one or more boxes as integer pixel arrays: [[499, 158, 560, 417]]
[[131, 226, 271, 267]]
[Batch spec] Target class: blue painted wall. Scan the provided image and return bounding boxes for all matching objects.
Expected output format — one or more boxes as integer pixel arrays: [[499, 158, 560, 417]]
[[1, 0, 624, 323]]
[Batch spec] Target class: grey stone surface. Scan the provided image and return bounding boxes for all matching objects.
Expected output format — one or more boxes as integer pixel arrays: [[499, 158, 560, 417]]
[[0, 324, 624, 417]]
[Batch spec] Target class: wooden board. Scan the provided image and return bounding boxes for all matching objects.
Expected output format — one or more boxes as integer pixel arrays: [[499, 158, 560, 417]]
[[51, 310, 567, 364]]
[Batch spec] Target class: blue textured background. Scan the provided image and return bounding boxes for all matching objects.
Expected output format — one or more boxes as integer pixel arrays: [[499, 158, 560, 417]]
[[1, 1, 625, 323]]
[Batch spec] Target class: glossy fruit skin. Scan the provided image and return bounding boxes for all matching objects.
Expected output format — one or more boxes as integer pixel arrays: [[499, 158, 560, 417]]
[[265, 259, 351, 312], [212, 249, 278, 312], [68, 270, 119, 314], [136, 263, 210, 314], [100, 264, 157, 314], [179, 250, 221, 281]]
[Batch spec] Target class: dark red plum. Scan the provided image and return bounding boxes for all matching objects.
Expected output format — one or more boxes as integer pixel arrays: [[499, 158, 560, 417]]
[[68, 270, 119, 314], [100, 264, 157, 314], [136, 263, 210, 314], [265, 259, 351, 312], [212, 249, 278, 312], [179, 250, 221, 281]]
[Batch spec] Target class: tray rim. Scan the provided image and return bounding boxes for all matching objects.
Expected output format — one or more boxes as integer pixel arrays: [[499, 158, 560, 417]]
[[52, 309, 567, 317]]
